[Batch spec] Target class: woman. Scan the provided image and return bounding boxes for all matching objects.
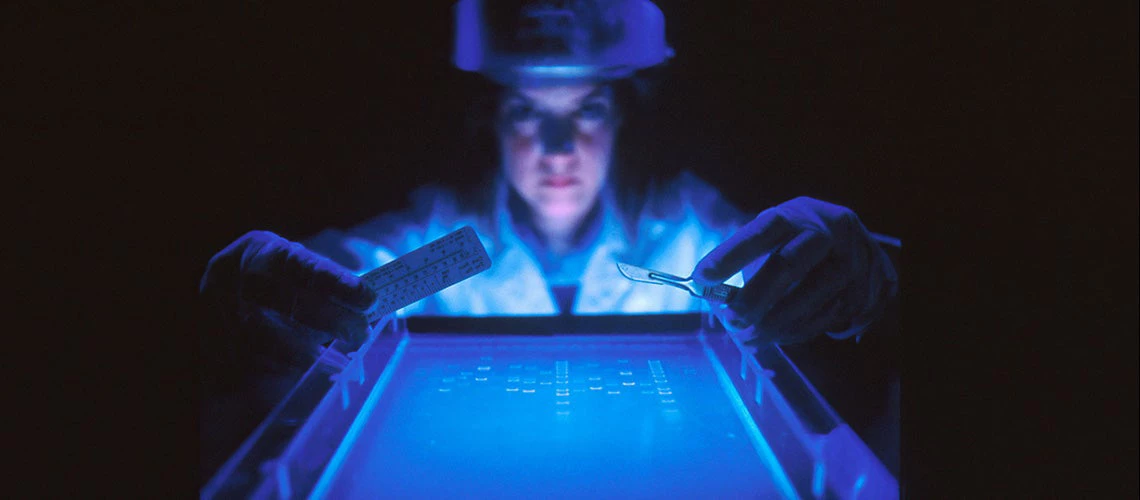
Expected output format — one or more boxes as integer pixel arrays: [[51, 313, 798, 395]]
[[199, 0, 897, 367], [198, 0, 900, 482]]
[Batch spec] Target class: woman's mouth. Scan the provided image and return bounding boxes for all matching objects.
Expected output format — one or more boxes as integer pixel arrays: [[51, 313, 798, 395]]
[[541, 176, 579, 188]]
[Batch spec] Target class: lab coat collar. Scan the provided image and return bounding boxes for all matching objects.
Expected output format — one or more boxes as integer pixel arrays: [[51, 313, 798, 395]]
[[489, 176, 633, 313]]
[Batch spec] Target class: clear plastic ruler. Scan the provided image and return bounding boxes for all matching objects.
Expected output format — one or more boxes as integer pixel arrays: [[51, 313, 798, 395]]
[[361, 226, 491, 323]]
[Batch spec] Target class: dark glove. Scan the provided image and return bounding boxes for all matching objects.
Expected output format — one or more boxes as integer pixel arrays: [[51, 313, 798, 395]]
[[693, 197, 898, 344], [199, 230, 378, 372]]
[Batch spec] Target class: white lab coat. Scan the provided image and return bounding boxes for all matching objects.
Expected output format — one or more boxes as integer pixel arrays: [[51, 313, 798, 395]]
[[303, 171, 749, 316]]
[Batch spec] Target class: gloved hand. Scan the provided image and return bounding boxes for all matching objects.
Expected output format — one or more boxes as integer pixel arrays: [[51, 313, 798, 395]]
[[693, 197, 898, 344], [199, 230, 378, 372]]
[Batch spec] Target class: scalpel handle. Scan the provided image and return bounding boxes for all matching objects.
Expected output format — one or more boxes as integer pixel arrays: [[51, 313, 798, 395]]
[[701, 283, 740, 304]]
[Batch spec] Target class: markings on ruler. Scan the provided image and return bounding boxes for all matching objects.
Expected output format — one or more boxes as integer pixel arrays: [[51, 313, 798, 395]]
[[361, 226, 491, 323]]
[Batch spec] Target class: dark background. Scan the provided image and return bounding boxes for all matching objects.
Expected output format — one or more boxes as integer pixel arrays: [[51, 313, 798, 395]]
[[11, 1, 1135, 497]]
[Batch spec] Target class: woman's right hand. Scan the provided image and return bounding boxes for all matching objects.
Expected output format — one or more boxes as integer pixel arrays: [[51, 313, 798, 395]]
[[198, 230, 378, 372]]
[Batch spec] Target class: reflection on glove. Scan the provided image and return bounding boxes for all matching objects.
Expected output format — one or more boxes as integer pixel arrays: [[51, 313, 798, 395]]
[[199, 230, 378, 371], [693, 197, 898, 344]]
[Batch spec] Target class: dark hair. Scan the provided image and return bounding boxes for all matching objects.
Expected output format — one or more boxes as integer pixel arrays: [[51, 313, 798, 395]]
[[608, 65, 676, 233]]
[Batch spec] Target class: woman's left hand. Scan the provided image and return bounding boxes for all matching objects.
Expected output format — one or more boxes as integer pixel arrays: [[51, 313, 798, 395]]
[[693, 197, 898, 344]]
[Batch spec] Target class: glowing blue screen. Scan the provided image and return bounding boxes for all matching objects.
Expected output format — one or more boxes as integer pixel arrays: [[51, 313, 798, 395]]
[[317, 335, 792, 499]]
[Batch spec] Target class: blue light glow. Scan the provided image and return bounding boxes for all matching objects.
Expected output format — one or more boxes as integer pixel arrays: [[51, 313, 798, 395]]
[[519, 65, 599, 78], [311, 335, 797, 498], [852, 474, 867, 499], [309, 336, 409, 500], [700, 335, 800, 500], [813, 462, 826, 498]]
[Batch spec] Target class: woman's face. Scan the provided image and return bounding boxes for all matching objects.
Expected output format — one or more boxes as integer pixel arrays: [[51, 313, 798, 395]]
[[497, 84, 619, 224]]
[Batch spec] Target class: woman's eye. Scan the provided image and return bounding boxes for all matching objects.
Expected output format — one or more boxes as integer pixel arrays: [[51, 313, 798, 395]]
[[576, 102, 611, 121], [505, 105, 539, 123]]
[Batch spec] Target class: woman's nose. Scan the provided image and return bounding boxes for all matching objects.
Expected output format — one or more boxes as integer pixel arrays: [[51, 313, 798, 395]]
[[539, 115, 575, 155]]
